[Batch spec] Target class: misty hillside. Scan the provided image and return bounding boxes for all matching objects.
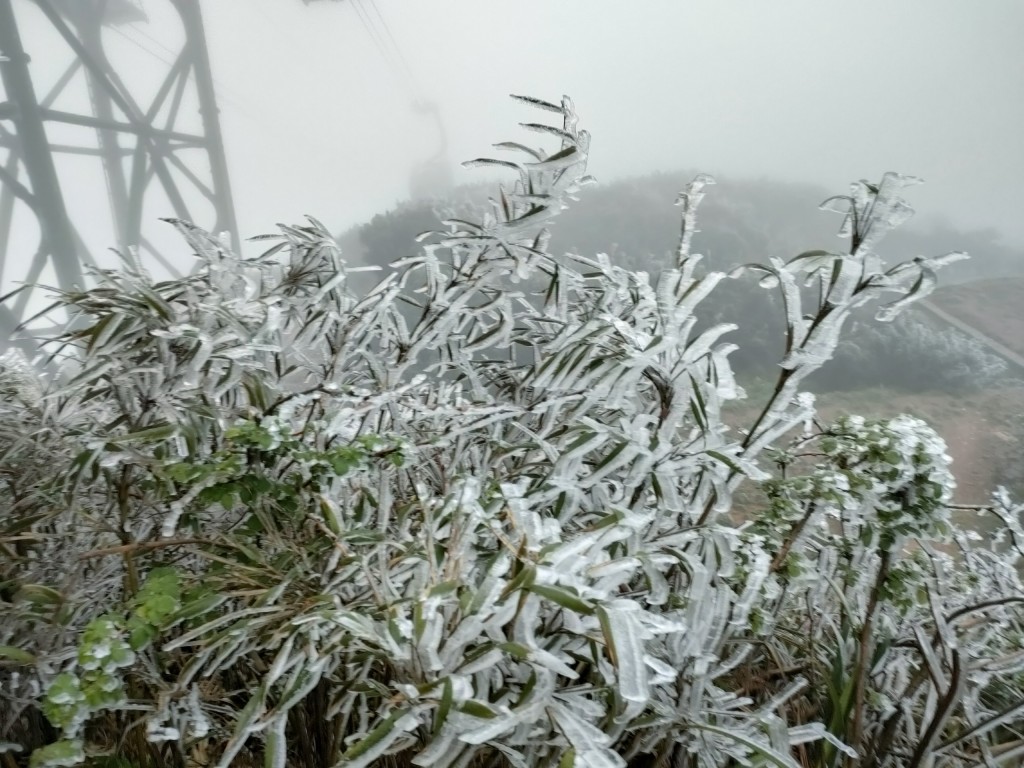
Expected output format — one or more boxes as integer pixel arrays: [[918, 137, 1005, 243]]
[[931, 277, 1024, 359]]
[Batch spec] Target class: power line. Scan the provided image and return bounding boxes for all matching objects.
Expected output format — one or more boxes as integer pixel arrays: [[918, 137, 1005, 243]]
[[125, 1, 420, 109], [114, 21, 288, 144], [349, 0, 418, 101], [96, 3, 429, 201], [110, 24, 175, 68], [363, 0, 420, 97], [125, 20, 179, 62]]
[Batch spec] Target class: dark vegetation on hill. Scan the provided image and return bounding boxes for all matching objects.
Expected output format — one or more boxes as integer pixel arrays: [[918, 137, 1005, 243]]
[[343, 173, 1023, 396]]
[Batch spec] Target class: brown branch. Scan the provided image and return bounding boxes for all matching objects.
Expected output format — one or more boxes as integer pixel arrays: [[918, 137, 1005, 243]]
[[946, 596, 1024, 626], [848, 548, 892, 765], [79, 537, 206, 560], [770, 502, 818, 573], [907, 649, 964, 768]]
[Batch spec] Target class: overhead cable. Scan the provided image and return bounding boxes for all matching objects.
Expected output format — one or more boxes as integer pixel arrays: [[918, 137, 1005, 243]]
[[350, 0, 418, 101]]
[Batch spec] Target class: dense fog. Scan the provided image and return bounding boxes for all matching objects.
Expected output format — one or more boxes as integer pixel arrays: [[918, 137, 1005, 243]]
[[205, 0, 1024, 248], [2, 0, 1023, 274]]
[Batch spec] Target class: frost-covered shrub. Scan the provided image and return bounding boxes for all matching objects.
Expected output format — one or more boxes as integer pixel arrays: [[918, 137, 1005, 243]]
[[1, 96, 1022, 768]]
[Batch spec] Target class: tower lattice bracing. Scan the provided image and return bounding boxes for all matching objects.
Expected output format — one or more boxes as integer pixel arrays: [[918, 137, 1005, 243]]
[[0, 0, 236, 348]]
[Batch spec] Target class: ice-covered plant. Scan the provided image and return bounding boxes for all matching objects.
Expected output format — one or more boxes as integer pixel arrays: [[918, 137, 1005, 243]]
[[0, 95, 1021, 768], [746, 414, 1024, 767]]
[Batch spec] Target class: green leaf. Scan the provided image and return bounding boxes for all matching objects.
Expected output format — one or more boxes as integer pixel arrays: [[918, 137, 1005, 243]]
[[457, 700, 499, 719], [109, 423, 177, 444], [498, 642, 531, 661], [0, 645, 36, 664], [528, 584, 595, 615], [41, 673, 85, 733], [29, 739, 85, 768], [127, 620, 157, 651], [171, 591, 226, 624], [499, 563, 536, 600], [81, 671, 125, 709], [214, 683, 268, 768], [263, 716, 287, 768], [338, 708, 416, 766], [787, 249, 834, 267], [706, 449, 745, 475], [591, 440, 628, 474], [428, 581, 459, 597], [434, 677, 453, 734], [689, 722, 803, 768], [15, 584, 64, 606], [318, 495, 343, 535]]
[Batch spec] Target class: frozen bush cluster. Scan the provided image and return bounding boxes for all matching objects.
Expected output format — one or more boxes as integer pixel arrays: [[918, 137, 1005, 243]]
[[1, 96, 1022, 768]]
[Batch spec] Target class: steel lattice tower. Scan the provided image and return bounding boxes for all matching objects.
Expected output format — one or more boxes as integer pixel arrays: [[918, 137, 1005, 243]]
[[0, 0, 237, 347]]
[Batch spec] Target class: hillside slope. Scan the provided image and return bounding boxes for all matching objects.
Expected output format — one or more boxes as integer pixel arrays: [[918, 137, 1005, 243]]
[[930, 277, 1024, 359]]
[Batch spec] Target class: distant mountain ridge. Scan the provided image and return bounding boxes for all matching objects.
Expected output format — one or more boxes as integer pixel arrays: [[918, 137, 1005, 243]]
[[339, 171, 1024, 284]]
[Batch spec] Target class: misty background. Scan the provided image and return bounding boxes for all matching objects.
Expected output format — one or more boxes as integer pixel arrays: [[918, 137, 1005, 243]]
[[200, 0, 1024, 247], [3, 0, 1022, 274]]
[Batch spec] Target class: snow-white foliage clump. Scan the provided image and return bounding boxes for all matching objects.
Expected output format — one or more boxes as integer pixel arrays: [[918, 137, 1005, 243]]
[[2, 95, 1022, 768]]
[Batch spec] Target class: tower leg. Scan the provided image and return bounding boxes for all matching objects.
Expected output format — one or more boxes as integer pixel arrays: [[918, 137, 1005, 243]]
[[0, 0, 84, 294], [174, 0, 238, 246]]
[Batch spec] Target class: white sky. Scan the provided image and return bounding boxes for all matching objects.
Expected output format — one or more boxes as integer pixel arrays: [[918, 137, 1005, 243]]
[[2, 0, 1023, 292], [200, 0, 1024, 244]]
